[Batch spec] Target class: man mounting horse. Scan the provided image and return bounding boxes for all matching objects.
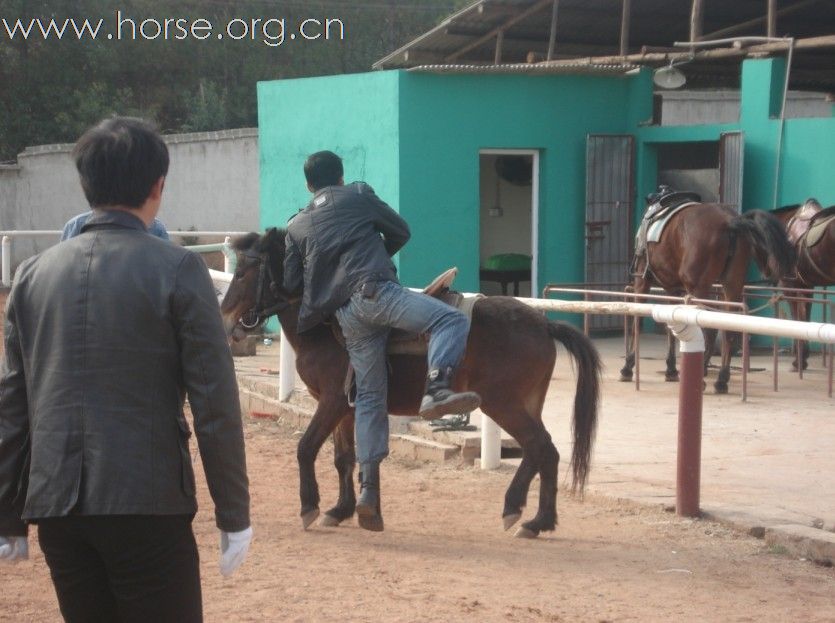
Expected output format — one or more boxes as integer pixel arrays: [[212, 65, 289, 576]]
[[283, 151, 481, 531], [221, 157, 602, 539]]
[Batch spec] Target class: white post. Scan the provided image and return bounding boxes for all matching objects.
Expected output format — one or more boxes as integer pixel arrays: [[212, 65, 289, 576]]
[[222, 236, 235, 274], [480, 414, 502, 470], [279, 329, 296, 402], [1, 236, 10, 287]]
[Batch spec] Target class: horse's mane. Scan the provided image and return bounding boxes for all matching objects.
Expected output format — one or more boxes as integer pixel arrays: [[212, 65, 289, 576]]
[[232, 228, 288, 254]]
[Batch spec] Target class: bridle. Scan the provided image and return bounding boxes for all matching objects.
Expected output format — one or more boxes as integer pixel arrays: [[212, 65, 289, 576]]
[[237, 250, 290, 329]]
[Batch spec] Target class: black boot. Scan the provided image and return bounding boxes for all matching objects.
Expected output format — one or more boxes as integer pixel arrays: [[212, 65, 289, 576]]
[[356, 462, 384, 532], [418, 367, 481, 420]]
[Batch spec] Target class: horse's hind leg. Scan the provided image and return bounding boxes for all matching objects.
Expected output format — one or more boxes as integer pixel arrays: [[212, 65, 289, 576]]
[[321, 412, 357, 527], [516, 422, 560, 539], [502, 455, 537, 531], [297, 395, 349, 529], [621, 277, 650, 382]]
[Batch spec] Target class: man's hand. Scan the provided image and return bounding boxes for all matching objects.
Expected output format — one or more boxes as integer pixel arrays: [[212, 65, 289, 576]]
[[0, 536, 28, 561], [219, 526, 252, 577]]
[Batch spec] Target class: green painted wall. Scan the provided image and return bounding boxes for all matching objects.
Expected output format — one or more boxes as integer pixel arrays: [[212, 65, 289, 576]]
[[396, 72, 636, 291], [257, 71, 401, 230]]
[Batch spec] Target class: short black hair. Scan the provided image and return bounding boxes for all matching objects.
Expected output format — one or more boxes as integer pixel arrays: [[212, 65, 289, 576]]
[[304, 151, 343, 191], [72, 117, 169, 209]]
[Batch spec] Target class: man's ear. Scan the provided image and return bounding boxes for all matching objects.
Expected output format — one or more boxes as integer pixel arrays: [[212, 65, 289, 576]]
[[150, 176, 165, 200]]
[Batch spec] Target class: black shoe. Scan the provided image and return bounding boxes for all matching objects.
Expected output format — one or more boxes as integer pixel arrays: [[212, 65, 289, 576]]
[[356, 462, 384, 532], [418, 367, 481, 420]]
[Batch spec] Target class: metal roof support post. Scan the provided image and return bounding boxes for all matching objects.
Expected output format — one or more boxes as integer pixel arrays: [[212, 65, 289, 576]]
[[767, 0, 777, 37], [690, 0, 704, 52], [619, 0, 631, 57], [653, 308, 705, 518], [547, 0, 560, 60], [495, 29, 504, 64]]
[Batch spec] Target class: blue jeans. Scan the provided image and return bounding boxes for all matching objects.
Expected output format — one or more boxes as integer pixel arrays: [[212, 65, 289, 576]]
[[334, 280, 470, 464]]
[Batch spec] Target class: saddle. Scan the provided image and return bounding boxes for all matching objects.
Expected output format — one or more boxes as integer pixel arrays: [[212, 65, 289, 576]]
[[632, 186, 702, 276], [786, 199, 822, 245]]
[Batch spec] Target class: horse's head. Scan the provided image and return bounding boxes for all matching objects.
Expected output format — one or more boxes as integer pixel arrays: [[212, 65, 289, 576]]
[[220, 227, 293, 341]]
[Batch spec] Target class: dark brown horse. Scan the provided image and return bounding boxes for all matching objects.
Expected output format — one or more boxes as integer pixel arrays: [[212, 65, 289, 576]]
[[773, 199, 835, 369], [220, 228, 601, 538], [620, 204, 795, 393]]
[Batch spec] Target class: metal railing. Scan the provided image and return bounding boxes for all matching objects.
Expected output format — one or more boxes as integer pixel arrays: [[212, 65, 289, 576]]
[[1, 229, 250, 287], [541, 281, 835, 399]]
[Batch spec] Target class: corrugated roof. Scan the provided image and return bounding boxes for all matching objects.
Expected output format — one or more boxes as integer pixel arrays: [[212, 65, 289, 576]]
[[408, 62, 638, 75]]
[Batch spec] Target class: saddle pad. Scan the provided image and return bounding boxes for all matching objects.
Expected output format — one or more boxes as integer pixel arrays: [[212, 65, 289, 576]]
[[805, 214, 835, 248], [646, 201, 699, 244]]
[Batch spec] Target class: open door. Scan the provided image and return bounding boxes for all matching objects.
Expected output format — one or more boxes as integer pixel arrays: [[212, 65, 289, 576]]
[[585, 135, 635, 331], [719, 131, 744, 211]]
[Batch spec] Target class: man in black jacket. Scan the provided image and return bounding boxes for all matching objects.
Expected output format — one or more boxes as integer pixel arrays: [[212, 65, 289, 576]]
[[0, 117, 251, 622], [284, 151, 480, 531]]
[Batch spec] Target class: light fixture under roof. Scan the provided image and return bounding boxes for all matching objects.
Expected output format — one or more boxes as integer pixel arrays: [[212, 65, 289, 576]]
[[653, 63, 687, 89]]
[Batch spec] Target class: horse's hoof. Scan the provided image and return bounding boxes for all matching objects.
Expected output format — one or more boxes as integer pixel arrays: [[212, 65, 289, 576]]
[[665, 373, 679, 382], [503, 513, 522, 531], [301, 508, 320, 530], [514, 526, 539, 539], [320, 514, 342, 527], [714, 384, 728, 395], [357, 514, 384, 532], [619, 373, 633, 382]]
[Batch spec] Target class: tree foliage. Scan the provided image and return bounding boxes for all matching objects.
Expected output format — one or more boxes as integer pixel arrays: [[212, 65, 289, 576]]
[[0, 0, 468, 160]]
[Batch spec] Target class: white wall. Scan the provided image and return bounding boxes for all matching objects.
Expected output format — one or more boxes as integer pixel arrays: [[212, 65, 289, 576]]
[[0, 129, 260, 272]]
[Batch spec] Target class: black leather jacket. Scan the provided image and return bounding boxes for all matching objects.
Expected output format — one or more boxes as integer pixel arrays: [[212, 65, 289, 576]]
[[0, 210, 250, 535], [284, 182, 411, 332]]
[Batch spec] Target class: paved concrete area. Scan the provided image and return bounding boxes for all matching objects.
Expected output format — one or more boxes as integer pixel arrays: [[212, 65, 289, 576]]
[[233, 332, 835, 561]]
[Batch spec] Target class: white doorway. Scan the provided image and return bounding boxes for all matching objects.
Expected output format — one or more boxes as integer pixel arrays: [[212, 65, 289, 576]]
[[478, 149, 539, 297]]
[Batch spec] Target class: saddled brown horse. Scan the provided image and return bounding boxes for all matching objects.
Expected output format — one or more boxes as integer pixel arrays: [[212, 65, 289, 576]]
[[620, 204, 795, 393], [220, 228, 601, 538], [773, 198, 835, 369]]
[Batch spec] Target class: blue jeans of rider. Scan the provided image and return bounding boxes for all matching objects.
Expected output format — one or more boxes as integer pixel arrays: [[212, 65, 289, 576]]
[[334, 280, 470, 465]]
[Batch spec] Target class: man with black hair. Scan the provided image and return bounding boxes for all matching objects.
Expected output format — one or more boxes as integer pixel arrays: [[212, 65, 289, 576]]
[[284, 150, 480, 531], [0, 117, 251, 622]]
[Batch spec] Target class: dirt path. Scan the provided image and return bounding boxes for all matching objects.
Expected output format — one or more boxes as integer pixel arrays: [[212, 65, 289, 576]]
[[4, 414, 834, 623]]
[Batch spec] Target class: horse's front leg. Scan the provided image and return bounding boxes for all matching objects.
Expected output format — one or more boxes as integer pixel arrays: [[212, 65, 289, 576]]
[[665, 327, 679, 381], [321, 412, 357, 527], [297, 395, 349, 529]]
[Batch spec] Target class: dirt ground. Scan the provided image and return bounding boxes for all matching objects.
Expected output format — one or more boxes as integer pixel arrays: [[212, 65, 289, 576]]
[[4, 413, 835, 623]]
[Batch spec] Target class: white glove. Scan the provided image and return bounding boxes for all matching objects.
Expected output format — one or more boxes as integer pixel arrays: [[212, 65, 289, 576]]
[[219, 526, 252, 577], [0, 536, 28, 561]]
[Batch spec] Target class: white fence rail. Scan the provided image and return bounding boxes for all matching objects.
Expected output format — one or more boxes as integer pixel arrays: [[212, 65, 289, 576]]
[[1, 230, 250, 287]]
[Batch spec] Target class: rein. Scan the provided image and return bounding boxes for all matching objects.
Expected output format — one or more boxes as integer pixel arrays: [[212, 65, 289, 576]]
[[238, 250, 290, 329]]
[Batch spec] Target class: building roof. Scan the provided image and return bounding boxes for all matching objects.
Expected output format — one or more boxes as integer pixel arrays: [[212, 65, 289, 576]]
[[374, 0, 835, 91]]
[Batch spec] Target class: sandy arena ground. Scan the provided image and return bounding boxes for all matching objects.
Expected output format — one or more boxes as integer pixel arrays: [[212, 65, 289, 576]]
[[4, 412, 835, 623]]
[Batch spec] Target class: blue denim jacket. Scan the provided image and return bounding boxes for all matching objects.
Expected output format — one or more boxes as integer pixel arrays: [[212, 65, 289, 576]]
[[61, 210, 169, 241]]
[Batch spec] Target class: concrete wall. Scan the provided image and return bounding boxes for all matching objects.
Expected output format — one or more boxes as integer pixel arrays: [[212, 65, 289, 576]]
[[659, 90, 834, 126], [0, 129, 260, 271]]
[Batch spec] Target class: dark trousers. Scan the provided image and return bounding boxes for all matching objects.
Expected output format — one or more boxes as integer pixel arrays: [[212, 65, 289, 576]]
[[37, 515, 202, 623]]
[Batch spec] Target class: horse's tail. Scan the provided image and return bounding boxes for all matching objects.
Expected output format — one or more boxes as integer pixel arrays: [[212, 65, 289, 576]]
[[547, 320, 602, 494], [730, 210, 797, 281]]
